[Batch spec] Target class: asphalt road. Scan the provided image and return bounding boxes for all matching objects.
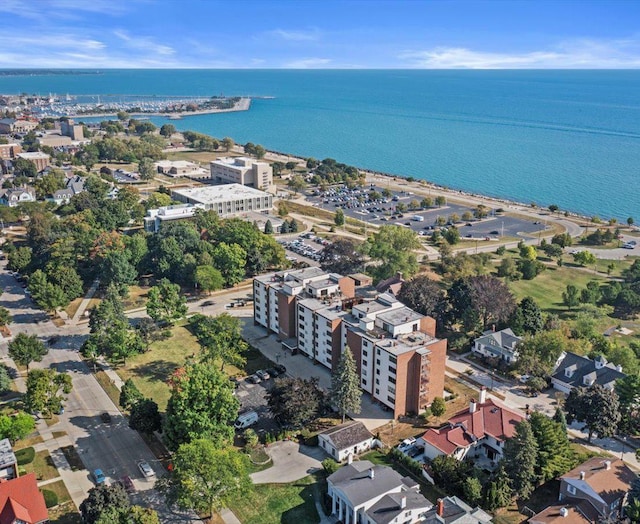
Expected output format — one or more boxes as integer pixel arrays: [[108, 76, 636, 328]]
[[0, 264, 196, 522]]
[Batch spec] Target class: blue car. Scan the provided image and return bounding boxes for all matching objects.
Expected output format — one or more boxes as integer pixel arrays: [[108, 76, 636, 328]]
[[93, 469, 106, 484]]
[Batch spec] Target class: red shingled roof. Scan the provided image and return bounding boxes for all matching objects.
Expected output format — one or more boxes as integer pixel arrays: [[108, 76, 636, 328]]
[[421, 399, 524, 454], [0, 473, 48, 524]]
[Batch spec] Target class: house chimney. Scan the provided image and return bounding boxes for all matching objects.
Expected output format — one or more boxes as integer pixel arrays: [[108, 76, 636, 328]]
[[492, 324, 496, 332], [369, 468, 375, 479], [560, 508, 569, 518], [400, 496, 407, 510], [396, 271, 403, 280], [437, 499, 444, 517], [469, 399, 477, 414], [479, 387, 487, 404], [579, 471, 585, 480], [347, 454, 353, 464], [604, 460, 611, 470]]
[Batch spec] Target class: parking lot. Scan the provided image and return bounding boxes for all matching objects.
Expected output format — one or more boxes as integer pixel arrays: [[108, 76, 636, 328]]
[[307, 185, 545, 240], [234, 369, 285, 436], [278, 232, 331, 264]]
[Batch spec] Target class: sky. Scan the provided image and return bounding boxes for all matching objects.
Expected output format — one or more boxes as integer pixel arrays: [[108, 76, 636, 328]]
[[2, 0, 640, 69]]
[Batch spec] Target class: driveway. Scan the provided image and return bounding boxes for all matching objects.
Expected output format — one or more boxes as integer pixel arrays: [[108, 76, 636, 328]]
[[250, 440, 325, 484]]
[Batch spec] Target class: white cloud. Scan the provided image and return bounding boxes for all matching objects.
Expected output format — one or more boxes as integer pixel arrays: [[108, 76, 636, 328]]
[[267, 29, 320, 42], [114, 30, 175, 56], [399, 38, 640, 69], [283, 57, 331, 68]]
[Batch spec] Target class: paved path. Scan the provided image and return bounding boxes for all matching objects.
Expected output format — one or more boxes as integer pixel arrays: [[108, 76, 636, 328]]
[[70, 279, 100, 325], [249, 440, 325, 484]]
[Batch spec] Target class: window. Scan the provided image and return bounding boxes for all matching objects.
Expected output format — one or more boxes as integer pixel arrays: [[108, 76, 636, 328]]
[[376, 369, 380, 376], [567, 485, 577, 495], [389, 355, 397, 364], [376, 378, 380, 385], [388, 366, 396, 375], [375, 388, 380, 395], [362, 360, 368, 367], [362, 379, 367, 386], [413, 323, 418, 331], [389, 376, 396, 385], [363, 350, 368, 357], [376, 359, 381, 365], [387, 395, 395, 403], [377, 348, 381, 356]]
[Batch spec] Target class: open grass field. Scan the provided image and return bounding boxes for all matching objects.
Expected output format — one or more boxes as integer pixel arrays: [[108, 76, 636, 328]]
[[228, 474, 320, 524], [507, 266, 608, 314], [23, 450, 59, 481]]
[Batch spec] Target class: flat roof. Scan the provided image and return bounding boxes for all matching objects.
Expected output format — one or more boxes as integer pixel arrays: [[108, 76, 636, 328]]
[[17, 151, 50, 159], [155, 160, 197, 168], [377, 306, 423, 326], [172, 183, 270, 204]]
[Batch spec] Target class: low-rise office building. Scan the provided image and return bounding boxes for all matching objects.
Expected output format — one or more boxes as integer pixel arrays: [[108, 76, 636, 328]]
[[155, 160, 208, 178], [16, 152, 50, 172], [210, 156, 273, 191], [171, 184, 272, 217], [144, 203, 205, 232]]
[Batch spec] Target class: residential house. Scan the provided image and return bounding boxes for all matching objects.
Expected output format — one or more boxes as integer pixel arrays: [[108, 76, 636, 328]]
[[530, 458, 635, 524], [417, 389, 524, 468], [48, 188, 74, 206], [0, 187, 36, 207], [327, 460, 432, 524], [558, 458, 634, 520], [551, 352, 625, 394], [318, 421, 375, 462], [472, 328, 522, 364], [420, 496, 493, 524], [375, 271, 405, 296], [64, 174, 85, 196], [0, 473, 49, 524], [0, 439, 17, 481]]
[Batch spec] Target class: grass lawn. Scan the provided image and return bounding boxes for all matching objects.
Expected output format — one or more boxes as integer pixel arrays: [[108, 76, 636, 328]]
[[14, 433, 43, 450], [94, 370, 121, 409], [508, 266, 608, 314], [360, 450, 445, 503], [122, 285, 150, 311], [23, 450, 60, 481], [228, 474, 320, 524], [115, 322, 199, 411], [41, 479, 72, 505]]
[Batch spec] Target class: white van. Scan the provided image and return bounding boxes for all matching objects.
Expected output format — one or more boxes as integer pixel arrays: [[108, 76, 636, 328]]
[[234, 411, 258, 430], [412, 215, 424, 222]]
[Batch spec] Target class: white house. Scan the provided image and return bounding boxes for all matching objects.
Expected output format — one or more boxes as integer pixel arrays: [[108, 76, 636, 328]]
[[318, 421, 375, 462], [0, 187, 36, 207], [472, 328, 521, 364], [327, 460, 432, 524]]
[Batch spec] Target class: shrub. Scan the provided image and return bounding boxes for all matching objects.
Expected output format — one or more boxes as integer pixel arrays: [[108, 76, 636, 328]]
[[42, 489, 58, 508], [15, 446, 35, 465], [322, 458, 340, 474]]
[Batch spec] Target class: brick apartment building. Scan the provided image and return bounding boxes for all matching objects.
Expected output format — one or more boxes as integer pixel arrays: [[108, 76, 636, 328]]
[[253, 267, 446, 418], [0, 143, 22, 161]]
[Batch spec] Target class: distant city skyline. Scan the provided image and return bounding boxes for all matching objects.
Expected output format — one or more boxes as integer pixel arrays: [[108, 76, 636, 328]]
[[2, 0, 640, 69]]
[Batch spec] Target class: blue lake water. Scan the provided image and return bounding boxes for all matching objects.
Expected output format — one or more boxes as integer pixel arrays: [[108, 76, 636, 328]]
[[1, 69, 638, 220]]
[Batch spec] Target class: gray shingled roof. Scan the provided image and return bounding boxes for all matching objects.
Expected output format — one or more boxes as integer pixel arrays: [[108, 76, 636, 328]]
[[420, 496, 492, 524], [552, 352, 625, 389], [320, 421, 373, 452], [474, 328, 521, 352], [365, 491, 431, 524], [328, 461, 410, 507]]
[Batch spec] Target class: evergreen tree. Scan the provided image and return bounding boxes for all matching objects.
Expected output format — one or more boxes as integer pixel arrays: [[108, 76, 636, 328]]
[[503, 420, 538, 500], [119, 378, 143, 410], [264, 220, 273, 234], [529, 412, 576, 481], [484, 465, 512, 511], [553, 406, 567, 430], [330, 346, 361, 423], [462, 477, 482, 506]]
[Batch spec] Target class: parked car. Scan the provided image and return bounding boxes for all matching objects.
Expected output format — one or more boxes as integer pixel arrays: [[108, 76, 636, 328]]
[[274, 364, 287, 375], [137, 460, 155, 478], [93, 469, 106, 484], [234, 410, 259, 430], [256, 370, 270, 380], [266, 367, 280, 378], [100, 412, 112, 423], [398, 437, 416, 451], [247, 374, 262, 384], [120, 475, 135, 493]]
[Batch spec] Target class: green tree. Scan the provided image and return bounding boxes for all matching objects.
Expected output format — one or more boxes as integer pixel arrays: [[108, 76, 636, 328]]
[[365, 225, 420, 282], [266, 377, 325, 428], [516, 330, 569, 377], [430, 397, 446, 418], [13, 157, 37, 178], [0, 412, 35, 443], [564, 385, 621, 442], [396, 275, 446, 325], [0, 366, 11, 393], [330, 346, 361, 422], [221, 137, 234, 152], [562, 284, 580, 310], [628, 217, 635, 227], [28, 270, 68, 313], [444, 226, 460, 245], [137, 157, 155, 181], [503, 419, 538, 499], [100, 250, 138, 293], [146, 191, 172, 209], [435, 195, 446, 207], [497, 257, 519, 280], [616, 374, 640, 435], [0, 307, 12, 328], [157, 439, 250, 520], [119, 378, 144, 411], [146, 278, 187, 326], [7, 246, 32, 273], [80, 483, 130, 524], [164, 362, 239, 450], [529, 412, 576, 481], [190, 313, 248, 371], [212, 242, 247, 286], [264, 219, 273, 234], [253, 144, 266, 159], [129, 399, 162, 435], [287, 175, 306, 194], [159, 124, 176, 138], [573, 250, 597, 266], [24, 369, 72, 417], [334, 208, 345, 227], [193, 265, 224, 294], [484, 465, 512, 511], [511, 296, 544, 335], [8, 333, 47, 372], [462, 476, 483, 506]]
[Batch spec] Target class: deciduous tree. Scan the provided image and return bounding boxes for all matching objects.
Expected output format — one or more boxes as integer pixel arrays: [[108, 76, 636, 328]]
[[564, 385, 621, 442], [365, 225, 420, 282], [397, 276, 446, 326], [319, 238, 365, 275], [146, 278, 187, 326], [80, 483, 130, 524], [24, 369, 72, 417], [8, 333, 47, 372], [119, 378, 144, 411], [267, 377, 326, 428], [129, 399, 162, 435]]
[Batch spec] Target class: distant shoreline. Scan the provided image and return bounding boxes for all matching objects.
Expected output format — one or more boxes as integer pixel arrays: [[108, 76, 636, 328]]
[[69, 97, 251, 119]]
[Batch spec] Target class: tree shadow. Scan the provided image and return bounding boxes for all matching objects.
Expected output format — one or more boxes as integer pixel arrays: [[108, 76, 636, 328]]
[[131, 360, 180, 383]]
